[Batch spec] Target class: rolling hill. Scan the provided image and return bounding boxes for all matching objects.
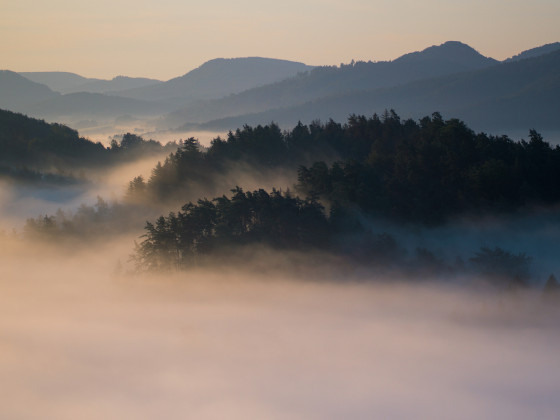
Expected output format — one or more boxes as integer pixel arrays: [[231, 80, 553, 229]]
[[0, 71, 59, 112], [19, 72, 162, 94], [190, 49, 560, 133], [163, 41, 499, 128], [117, 57, 314, 106], [504, 42, 560, 62], [24, 92, 171, 120]]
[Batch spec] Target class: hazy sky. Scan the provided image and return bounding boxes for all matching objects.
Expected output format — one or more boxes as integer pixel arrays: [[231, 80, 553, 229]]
[[2, 0, 559, 80]]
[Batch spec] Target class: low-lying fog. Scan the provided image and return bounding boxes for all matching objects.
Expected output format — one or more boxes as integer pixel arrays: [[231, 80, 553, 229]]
[[0, 239, 559, 420], [2, 125, 560, 419], [0, 149, 297, 231], [0, 154, 166, 229]]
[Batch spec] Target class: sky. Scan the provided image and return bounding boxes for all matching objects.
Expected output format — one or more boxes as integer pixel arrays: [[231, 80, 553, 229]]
[[1, 0, 559, 80]]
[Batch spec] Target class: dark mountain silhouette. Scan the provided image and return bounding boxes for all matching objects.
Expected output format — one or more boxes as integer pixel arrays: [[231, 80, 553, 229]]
[[190, 50, 560, 132], [0, 70, 59, 112], [393, 40, 498, 68], [7, 41, 559, 132], [19, 72, 162, 94], [504, 42, 560, 62], [163, 41, 498, 128], [117, 57, 313, 106], [0, 108, 178, 176], [0, 107, 105, 170]]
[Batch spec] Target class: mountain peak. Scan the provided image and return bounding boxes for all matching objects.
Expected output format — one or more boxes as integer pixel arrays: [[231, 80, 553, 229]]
[[182, 57, 311, 78], [394, 41, 497, 66]]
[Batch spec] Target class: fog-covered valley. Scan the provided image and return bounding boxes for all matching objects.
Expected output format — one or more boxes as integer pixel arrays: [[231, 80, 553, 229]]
[[2, 35, 560, 419], [1, 114, 560, 419], [0, 237, 559, 420]]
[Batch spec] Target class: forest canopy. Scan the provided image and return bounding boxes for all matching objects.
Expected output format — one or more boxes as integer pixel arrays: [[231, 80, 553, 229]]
[[124, 111, 560, 223], [0, 108, 178, 175], [20, 110, 560, 284]]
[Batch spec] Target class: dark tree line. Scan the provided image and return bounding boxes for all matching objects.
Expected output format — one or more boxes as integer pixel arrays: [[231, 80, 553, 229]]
[[134, 186, 535, 288], [0, 109, 178, 174], [125, 111, 560, 222], [133, 187, 328, 270], [19, 110, 560, 286], [297, 112, 560, 223], [125, 122, 345, 205]]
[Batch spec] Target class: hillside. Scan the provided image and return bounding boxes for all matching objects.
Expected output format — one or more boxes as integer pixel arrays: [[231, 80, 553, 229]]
[[0, 108, 106, 169], [24, 92, 171, 120], [0, 108, 178, 174], [191, 49, 560, 132], [117, 57, 313, 106], [164, 41, 498, 128], [0, 71, 59, 112], [18, 72, 97, 93], [77, 76, 162, 94], [505, 42, 560, 62], [19, 72, 162, 94]]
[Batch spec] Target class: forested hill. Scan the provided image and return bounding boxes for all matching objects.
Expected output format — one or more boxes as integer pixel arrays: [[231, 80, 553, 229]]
[[188, 49, 560, 132], [127, 111, 560, 224], [0, 109, 176, 172], [0, 108, 105, 168], [117, 57, 314, 105], [130, 113, 560, 276], [23, 111, 560, 281], [164, 41, 498, 128]]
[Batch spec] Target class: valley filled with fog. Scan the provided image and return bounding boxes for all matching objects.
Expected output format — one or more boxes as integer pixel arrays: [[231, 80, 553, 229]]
[[0, 239, 559, 419], [2, 38, 560, 419], [1, 116, 560, 419]]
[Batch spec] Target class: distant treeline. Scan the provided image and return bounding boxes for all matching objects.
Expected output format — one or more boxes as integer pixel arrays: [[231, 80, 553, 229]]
[[0, 108, 177, 174]]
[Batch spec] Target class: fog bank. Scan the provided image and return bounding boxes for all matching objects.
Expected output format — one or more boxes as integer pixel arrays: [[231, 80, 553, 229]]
[[0, 240, 558, 420]]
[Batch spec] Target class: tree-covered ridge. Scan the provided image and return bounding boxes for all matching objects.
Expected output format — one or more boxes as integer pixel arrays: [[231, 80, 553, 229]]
[[297, 112, 560, 223], [26, 111, 560, 243], [126, 122, 344, 204], [18, 111, 560, 285], [134, 186, 536, 288], [0, 108, 178, 173], [0, 108, 105, 168], [130, 111, 560, 223], [134, 187, 328, 270]]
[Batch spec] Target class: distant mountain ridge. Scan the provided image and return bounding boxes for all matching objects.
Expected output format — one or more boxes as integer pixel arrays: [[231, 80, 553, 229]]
[[116, 57, 314, 106], [504, 42, 560, 62], [19, 72, 162, 94], [4, 40, 559, 133], [0, 70, 59, 112], [25, 92, 171, 120], [191, 49, 560, 132], [163, 41, 500, 127], [394, 41, 498, 68]]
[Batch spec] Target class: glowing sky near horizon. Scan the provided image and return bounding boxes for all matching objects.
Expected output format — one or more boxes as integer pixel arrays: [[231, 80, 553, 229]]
[[1, 0, 559, 80]]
